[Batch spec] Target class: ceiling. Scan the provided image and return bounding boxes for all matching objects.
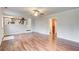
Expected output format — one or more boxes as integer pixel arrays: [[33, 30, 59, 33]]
[[3, 7, 79, 18]]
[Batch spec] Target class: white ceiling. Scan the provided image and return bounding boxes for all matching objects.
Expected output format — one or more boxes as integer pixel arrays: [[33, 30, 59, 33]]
[[3, 7, 79, 17]]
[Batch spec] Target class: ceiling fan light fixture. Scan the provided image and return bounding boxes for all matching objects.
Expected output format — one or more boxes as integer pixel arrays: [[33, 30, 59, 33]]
[[33, 10, 40, 16]]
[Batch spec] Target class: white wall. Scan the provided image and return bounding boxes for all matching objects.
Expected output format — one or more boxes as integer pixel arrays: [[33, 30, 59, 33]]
[[33, 8, 79, 43], [51, 8, 79, 43], [0, 8, 4, 45], [33, 17, 49, 35]]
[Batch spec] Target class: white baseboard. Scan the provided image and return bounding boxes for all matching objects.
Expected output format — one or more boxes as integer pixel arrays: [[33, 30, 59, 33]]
[[58, 37, 79, 47], [33, 31, 49, 35]]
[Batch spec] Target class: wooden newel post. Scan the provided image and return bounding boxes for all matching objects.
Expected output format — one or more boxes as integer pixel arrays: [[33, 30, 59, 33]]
[[49, 17, 57, 51]]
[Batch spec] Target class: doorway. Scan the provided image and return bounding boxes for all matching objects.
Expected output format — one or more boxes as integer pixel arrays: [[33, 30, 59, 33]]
[[3, 16, 32, 36]]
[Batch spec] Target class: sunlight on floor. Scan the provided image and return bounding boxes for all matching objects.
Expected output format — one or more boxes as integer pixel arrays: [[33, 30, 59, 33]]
[[3, 36, 15, 41]]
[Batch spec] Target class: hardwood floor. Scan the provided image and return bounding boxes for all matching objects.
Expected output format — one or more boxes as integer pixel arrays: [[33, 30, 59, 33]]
[[0, 32, 79, 51]]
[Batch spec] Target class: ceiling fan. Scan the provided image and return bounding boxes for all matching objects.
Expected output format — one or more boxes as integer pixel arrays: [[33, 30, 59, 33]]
[[32, 9, 45, 16]]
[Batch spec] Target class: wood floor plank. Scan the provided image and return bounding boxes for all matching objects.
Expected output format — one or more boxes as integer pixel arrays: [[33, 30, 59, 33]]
[[0, 32, 79, 51]]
